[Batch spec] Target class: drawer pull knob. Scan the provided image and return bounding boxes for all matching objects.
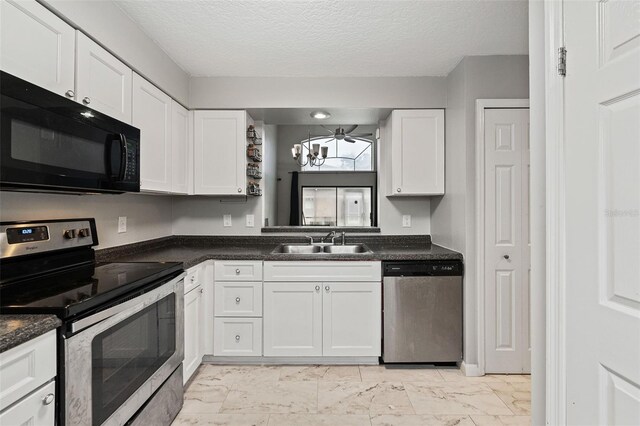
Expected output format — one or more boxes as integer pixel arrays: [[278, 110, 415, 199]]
[[82, 96, 91, 105], [43, 393, 54, 405], [325, 285, 330, 292], [397, 188, 401, 192], [235, 269, 240, 274], [235, 296, 241, 303], [235, 335, 240, 342], [190, 276, 195, 282], [315, 285, 320, 291], [65, 89, 74, 98], [200, 288, 204, 293]]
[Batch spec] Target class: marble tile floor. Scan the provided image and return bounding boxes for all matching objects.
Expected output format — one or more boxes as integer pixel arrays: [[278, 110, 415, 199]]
[[172, 365, 531, 426]]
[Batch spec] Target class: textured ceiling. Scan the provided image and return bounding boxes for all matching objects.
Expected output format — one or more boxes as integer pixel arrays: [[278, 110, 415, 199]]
[[115, 0, 528, 77]]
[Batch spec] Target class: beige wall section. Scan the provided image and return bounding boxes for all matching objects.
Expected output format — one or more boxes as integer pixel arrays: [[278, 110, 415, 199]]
[[189, 76, 447, 109], [42, 0, 190, 105], [0, 192, 173, 249], [430, 55, 530, 368]]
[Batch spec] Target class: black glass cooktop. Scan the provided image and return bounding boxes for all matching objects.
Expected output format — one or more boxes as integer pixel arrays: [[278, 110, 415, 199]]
[[0, 262, 182, 319]]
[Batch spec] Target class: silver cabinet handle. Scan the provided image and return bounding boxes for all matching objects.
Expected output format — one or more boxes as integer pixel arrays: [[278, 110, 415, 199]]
[[235, 296, 241, 304], [238, 188, 242, 193], [65, 90, 75, 98], [199, 288, 204, 293], [397, 188, 401, 193], [82, 96, 91, 105], [235, 335, 240, 342], [42, 393, 54, 405], [315, 285, 320, 291], [325, 285, 330, 292], [235, 268, 241, 274], [190, 275, 195, 282], [504, 255, 510, 260]]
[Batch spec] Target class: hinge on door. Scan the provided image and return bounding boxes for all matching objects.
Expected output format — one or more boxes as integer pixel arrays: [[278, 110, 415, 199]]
[[557, 47, 567, 77]]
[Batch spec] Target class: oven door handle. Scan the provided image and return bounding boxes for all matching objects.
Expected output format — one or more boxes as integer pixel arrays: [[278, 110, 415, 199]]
[[69, 272, 186, 334]]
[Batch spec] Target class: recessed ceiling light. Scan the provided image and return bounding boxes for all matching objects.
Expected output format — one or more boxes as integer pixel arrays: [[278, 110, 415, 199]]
[[310, 111, 330, 119]]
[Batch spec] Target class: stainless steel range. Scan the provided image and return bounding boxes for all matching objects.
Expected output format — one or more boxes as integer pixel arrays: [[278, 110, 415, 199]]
[[0, 218, 185, 426]]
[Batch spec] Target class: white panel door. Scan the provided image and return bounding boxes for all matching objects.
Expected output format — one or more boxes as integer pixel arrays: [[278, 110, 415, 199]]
[[389, 109, 444, 196], [484, 108, 530, 374], [0, 0, 75, 97], [171, 101, 190, 194], [564, 1, 640, 424], [263, 282, 322, 356], [0, 381, 55, 426], [183, 286, 203, 384], [193, 110, 247, 195], [133, 73, 172, 192], [75, 32, 132, 123], [322, 282, 381, 357]]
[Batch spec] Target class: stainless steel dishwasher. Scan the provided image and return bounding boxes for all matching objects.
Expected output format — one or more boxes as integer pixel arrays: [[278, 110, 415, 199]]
[[382, 260, 463, 363]]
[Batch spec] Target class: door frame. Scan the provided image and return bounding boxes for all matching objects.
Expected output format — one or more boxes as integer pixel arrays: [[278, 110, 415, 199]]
[[475, 99, 530, 377]]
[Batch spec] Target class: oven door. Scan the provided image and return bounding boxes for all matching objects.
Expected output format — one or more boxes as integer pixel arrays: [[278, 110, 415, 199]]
[[0, 71, 140, 193], [64, 275, 184, 426]]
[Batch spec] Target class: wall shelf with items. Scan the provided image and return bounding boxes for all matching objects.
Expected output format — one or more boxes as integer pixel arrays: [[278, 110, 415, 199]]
[[247, 181, 262, 196], [247, 164, 262, 179], [246, 124, 263, 196]]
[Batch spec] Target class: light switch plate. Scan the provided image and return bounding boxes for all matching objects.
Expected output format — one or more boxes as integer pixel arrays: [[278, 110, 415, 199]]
[[118, 216, 127, 233], [402, 215, 411, 228], [223, 215, 232, 227], [246, 214, 255, 227]]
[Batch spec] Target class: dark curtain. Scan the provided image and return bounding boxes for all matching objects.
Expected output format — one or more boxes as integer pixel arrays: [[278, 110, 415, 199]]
[[289, 171, 300, 225]]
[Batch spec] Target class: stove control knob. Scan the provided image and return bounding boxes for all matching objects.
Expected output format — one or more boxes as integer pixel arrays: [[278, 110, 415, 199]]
[[63, 229, 76, 239], [78, 228, 91, 238]]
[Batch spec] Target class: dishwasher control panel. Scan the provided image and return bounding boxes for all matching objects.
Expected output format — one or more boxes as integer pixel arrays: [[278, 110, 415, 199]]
[[383, 261, 463, 277]]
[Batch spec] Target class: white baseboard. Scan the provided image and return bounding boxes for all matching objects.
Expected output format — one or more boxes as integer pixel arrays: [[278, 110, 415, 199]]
[[202, 356, 380, 365], [461, 361, 484, 377]]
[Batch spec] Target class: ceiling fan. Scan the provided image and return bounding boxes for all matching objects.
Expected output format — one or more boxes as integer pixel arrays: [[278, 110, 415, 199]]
[[312, 125, 373, 143]]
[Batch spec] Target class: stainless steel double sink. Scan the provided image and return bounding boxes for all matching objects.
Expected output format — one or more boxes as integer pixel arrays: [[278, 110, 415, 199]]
[[271, 243, 372, 255]]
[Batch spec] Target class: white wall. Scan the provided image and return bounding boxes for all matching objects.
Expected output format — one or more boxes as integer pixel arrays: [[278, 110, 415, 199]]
[[0, 192, 173, 249], [171, 195, 263, 236], [430, 55, 530, 368], [190, 76, 446, 109], [42, 0, 190, 105]]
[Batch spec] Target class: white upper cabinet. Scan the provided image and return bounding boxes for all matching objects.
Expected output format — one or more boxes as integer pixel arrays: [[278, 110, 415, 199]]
[[386, 109, 445, 196], [0, 0, 75, 97], [171, 101, 191, 194], [193, 110, 250, 195], [133, 73, 172, 193], [75, 32, 132, 123]]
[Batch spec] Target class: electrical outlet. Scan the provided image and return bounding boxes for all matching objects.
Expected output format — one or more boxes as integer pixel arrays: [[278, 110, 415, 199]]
[[118, 216, 127, 233], [223, 214, 232, 227], [402, 215, 412, 228], [246, 214, 255, 227]]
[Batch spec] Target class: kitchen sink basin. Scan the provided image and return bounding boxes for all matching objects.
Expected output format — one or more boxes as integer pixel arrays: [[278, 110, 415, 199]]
[[323, 244, 371, 254], [272, 244, 372, 255], [273, 244, 323, 254]]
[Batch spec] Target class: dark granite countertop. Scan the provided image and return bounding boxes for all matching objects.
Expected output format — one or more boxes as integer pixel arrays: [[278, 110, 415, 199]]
[[97, 235, 463, 269], [0, 315, 61, 353]]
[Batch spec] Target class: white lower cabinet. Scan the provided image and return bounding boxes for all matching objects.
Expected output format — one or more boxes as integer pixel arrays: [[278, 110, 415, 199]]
[[0, 381, 55, 426], [263, 279, 381, 357], [213, 318, 262, 356], [263, 282, 323, 357]]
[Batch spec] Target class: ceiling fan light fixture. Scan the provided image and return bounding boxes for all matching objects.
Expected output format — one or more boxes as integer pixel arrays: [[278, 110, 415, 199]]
[[310, 110, 330, 119]]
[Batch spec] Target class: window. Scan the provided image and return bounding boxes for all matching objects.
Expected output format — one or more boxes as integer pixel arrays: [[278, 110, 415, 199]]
[[301, 137, 374, 172], [301, 187, 374, 226]]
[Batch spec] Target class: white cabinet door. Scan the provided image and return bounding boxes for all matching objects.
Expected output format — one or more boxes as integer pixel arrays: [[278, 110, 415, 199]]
[[183, 286, 203, 384], [263, 282, 322, 356], [75, 32, 132, 123], [193, 110, 248, 195], [0, 0, 75, 98], [0, 381, 55, 426], [388, 109, 445, 196], [322, 282, 381, 357], [133, 73, 172, 193], [171, 101, 190, 194]]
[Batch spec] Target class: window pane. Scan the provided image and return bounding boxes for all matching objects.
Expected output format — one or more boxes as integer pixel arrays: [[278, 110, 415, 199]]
[[301, 137, 373, 172], [337, 188, 372, 226], [302, 187, 337, 226]]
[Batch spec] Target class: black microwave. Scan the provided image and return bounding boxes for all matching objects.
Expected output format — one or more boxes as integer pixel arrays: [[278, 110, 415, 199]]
[[0, 72, 140, 194]]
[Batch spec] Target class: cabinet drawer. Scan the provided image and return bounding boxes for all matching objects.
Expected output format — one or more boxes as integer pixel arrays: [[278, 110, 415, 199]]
[[0, 381, 55, 425], [184, 265, 204, 294], [215, 261, 262, 281], [0, 331, 56, 410], [214, 282, 262, 317], [264, 261, 381, 282], [213, 318, 262, 356]]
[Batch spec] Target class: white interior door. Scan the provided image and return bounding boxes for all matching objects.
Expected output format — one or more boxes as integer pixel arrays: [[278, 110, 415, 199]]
[[563, 1, 640, 424], [484, 108, 531, 374]]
